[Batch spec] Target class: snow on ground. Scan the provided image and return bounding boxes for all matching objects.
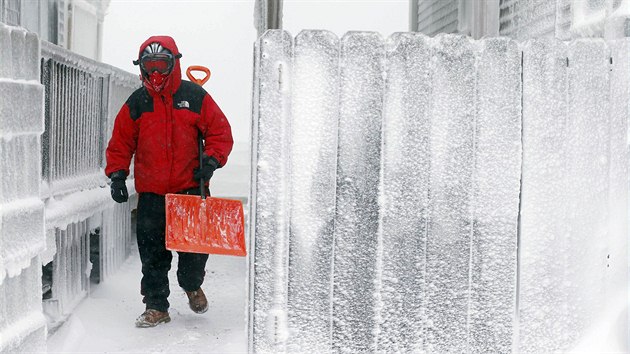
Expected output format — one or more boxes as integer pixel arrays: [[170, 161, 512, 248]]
[[47, 245, 247, 353]]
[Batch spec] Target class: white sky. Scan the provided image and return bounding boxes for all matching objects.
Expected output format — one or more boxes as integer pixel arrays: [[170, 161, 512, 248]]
[[102, 0, 408, 144]]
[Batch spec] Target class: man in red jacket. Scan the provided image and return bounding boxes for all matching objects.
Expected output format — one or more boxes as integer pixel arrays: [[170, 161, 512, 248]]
[[105, 36, 233, 327]]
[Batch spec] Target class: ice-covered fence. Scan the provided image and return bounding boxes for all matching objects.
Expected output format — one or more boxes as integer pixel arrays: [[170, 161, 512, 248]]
[[249, 30, 628, 353], [0, 24, 46, 353], [39, 41, 138, 324], [40, 41, 138, 196]]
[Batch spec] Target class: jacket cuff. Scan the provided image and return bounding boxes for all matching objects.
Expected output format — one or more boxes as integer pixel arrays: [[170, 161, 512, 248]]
[[207, 156, 220, 169], [109, 170, 127, 181]]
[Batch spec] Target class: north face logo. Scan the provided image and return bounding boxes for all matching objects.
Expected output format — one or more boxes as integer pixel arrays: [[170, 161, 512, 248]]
[[177, 101, 190, 108]]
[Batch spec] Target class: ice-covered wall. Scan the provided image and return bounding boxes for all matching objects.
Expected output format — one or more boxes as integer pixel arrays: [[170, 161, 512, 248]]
[[0, 23, 47, 353], [249, 30, 629, 353], [1, 19, 137, 352]]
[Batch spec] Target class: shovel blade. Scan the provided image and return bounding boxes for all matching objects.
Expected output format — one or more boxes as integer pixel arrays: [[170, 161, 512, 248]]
[[165, 194, 246, 256]]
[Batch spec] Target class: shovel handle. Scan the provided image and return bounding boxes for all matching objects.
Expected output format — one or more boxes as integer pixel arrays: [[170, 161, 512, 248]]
[[198, 134, 206, 199], [187, 66, 211, 86]]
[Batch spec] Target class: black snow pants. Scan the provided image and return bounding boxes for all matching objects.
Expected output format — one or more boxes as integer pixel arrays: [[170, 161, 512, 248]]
[[136, 192, 209, 312]]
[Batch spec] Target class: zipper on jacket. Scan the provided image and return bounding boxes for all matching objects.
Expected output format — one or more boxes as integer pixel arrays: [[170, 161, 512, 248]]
[[162, 94, 174, 193]]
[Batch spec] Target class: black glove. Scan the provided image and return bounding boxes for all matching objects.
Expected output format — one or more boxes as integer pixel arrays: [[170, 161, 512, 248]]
[[109, 170, 128, 203], [193, 155, 219, 182]]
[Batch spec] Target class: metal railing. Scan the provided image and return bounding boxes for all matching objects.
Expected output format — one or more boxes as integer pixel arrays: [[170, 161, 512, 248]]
[[39, 40, 139, 324], [40, 40, 138, 197]]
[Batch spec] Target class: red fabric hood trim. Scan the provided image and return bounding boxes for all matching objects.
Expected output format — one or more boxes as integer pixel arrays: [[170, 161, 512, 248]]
[[138, 35, 182, 95]]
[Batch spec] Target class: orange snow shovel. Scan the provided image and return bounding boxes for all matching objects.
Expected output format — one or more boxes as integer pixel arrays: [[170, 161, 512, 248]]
[[164, 65, 246, 256]]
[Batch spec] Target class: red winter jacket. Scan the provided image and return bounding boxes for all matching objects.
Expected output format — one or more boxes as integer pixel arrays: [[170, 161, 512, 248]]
[[105, 36, 233, 195]]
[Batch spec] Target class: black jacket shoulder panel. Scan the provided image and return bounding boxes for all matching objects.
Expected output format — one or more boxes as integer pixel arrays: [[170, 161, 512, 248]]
[[173, 81, 207, 114], [126, 87, 153, 121]]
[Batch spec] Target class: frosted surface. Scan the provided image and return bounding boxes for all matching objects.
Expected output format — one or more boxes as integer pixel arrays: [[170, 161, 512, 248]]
[[24, 32, 39, 81], [10, 28, 25, 80], [250, 30, 293, 354], [607, 40, 629, 337], [332, 32, 384, 353], [468, 37, 521, 353], [287, 30, 339, 353], [0, 257, 41, 328], [519, 38, 570, 352], [0, 198, 45, 278], [0, 80, 44, 135], [424, 34, 475, 353], [249, 31, 629, 353], [564, 39, 609, 344], [0, 24, 11, 78], [0, 135, 41, 203], [379, 32, 432, 353]]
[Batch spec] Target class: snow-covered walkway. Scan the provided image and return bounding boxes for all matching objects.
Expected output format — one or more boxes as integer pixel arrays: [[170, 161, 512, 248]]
[[47, 245, 247, 353]]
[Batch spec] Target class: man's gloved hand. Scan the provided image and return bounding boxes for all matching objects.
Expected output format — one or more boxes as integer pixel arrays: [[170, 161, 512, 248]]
[[193, 155, 219, 182], [109, 170, 128, 203]]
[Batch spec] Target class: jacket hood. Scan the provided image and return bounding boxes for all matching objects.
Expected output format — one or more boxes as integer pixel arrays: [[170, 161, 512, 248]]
[[137, 35, 182, 95]]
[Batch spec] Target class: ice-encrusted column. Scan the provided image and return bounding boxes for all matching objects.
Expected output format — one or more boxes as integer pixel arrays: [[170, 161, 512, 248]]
[[287, 30, 339, 353], [468, 37, 521, 353], [607, 39, 629, 349], [519, 39, 570, 352], [0, 24, 46, 353], [564, 39, 610, 344], [378, 32, 432, 353], [332, 32, 384, 353], [424, 34, 476, 353], [249, 30, 293, 354]]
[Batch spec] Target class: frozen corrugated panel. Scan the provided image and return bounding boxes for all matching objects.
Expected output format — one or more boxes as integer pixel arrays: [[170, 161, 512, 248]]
[[332, 32, 384, 353], [249, 29, 293, 354], [607, 39, 629, 345], [0, 198, 45, 279], [519, 38, 570, 352], [424, 34, 475, 353], [0, 24, 12, 78], [0, 80, 44, 136], [0, 135, 41, 203], [378, 32, 432, 353], [564, 39, 610, 345], [286, 30, 339, 353], [468, 37, 521, 353]]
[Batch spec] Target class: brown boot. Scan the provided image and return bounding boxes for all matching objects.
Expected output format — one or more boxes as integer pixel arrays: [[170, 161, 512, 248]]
[[135, 309, 171, 328], [185, 288, 208, 314]]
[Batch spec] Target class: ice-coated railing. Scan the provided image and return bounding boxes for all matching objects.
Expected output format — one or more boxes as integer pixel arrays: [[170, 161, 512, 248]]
[[40, 40, 138, 196], [38, 41, 139, 325], [249, 30, 629, 353]]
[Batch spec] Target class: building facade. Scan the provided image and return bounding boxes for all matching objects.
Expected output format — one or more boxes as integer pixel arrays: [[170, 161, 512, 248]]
[[412, 0, 630, 39], [0, 0, 109, 60]]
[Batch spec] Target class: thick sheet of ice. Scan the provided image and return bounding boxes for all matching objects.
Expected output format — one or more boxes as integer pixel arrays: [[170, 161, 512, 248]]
[[519, 38, 570, 352], [332, 32, 384, 353], [0, 198, 45, 282], [564, 39, 610, 344], [379, 32, 432, 353], [468, 37, 521, 353], [606, 39, 629, 346], [287, 30, 339, 353], [249, 29, 293, 354], [0, 135, 41, 204], [424, 34, 475, 353], [0, 80, 44, 136]]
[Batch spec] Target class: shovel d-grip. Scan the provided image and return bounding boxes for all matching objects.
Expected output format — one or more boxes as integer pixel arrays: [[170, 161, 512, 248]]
[[186, 65, 211, 86]]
